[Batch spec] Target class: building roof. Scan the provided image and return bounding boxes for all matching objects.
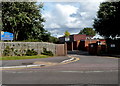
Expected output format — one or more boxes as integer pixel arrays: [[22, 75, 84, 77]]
[[92, 34, 104, 39]]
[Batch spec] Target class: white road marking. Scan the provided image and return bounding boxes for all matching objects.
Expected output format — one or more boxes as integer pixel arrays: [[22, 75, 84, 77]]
[[60, 70, 118, 73], [61, 58, 74, 63], [3, 70, 118, 74]]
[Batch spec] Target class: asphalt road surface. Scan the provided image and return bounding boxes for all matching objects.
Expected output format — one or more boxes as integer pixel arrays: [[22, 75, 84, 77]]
[[1, 52, 119, 85]]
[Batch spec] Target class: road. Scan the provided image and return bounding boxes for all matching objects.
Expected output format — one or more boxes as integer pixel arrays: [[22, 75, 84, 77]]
[[1, 52, 119, 85]]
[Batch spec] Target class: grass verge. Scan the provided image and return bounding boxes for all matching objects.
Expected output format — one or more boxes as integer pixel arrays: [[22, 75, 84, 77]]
[[0, 55, 50, 60]]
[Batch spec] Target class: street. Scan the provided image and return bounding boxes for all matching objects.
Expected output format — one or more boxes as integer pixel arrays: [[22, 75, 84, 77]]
[[1, 1, 120, 86], [1, 52, 119, 85]]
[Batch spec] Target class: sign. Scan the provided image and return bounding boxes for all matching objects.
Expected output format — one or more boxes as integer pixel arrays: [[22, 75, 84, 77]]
[[90, 45, 93, 47], [111, 44, 115, 47], [1, 31, 14, 40], [97, 41, 102, 45], [65, 37, 70, 42]]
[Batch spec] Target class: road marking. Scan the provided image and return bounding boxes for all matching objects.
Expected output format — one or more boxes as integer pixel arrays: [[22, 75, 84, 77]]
[[63, 55, 80, 64], [0, 56, 80, 70], [60, 70, 118, 73], [61, 58, 74, 63], [61, 57, 80, 64], [3, 69, 118, 74]]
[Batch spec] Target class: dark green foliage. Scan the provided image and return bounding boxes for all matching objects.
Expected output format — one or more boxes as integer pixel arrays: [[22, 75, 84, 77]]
[[2, 2, 50, 41], [49, 36, 59, 43], [3, 46, 11, 56], [14, 49, 19, 56], [25, 49, 38, 56], [3, 46, 38, 56], [79, 28, 96, 36], [93, 1, 120, 38], [41, 48, 53, 56], [3, 46, 16, 56], [23, 39, 41, 42]]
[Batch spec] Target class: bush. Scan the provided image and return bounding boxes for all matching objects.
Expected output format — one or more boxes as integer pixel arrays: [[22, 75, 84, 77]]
[[3, 46, 38, 56], [3, 46, 11, 56], [22, 39, 41, 42], [25, 49, 38, 56], [41, 48, 53, 56]]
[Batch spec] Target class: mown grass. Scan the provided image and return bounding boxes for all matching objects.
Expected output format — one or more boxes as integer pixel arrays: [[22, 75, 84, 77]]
[[0, 55, 50, 60]]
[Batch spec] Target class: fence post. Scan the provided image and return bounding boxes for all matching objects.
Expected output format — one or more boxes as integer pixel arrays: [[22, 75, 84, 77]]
[[64, 42, 67, 56]]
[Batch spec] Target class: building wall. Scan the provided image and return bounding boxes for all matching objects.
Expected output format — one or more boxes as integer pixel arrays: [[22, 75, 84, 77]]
[[59, 34, 105, 51], [73, 34, 86, 41], [78, 39, 106, 51], [85, 40, 99, 51], [59, 34, 87, 43], [85, 40, 99, 46]]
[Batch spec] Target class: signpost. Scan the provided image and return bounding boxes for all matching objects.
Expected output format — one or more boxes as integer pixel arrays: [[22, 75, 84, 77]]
[[65, 37, 70, 42], [1, 31, 14, 41], [64, 36, 70, 55]]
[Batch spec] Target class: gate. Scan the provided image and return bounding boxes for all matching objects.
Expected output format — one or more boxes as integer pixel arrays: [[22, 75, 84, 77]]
[[56, 44, 67, 56]]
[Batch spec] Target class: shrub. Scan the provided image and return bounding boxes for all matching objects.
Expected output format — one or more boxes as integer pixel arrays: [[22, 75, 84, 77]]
[[41, 48, 53, 56], [25, 49, 38, 56], [23, 39, 41, 42], [3, 46, 11, 56], [3, 46, 38, 56]]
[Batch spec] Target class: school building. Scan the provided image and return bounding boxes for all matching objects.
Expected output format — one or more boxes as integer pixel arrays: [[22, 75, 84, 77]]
[[59, 34, 106, 51]]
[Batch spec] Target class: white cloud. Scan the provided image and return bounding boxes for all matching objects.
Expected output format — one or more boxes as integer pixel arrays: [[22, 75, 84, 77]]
[[42, 1, 104, 37], [49, 23, 61, 28], [43, 3, 79, 28]]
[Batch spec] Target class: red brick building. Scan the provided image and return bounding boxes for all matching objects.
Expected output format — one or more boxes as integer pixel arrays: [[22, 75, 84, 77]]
[[59, 34, 106, 51]]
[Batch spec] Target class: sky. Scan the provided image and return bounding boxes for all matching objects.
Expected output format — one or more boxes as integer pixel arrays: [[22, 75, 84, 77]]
[[40, 0, 105, 37]]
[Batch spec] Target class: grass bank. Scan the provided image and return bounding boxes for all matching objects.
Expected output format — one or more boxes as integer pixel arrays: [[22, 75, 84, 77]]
[[0, 55, 50, 60]]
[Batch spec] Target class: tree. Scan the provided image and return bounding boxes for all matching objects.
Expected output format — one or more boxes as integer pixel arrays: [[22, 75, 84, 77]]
[[64, 30, 70, 37], [2, 2, 49, 41], [79, 28, 96, 36], [49, 36, 59, 43], [93, 1, 120, 38]]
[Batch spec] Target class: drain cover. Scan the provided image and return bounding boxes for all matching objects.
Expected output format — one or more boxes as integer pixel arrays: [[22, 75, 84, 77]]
[[22, 63, 33, 65]]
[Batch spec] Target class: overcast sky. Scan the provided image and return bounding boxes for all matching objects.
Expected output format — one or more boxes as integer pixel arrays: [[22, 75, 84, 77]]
[[41, 0, 105, 37]]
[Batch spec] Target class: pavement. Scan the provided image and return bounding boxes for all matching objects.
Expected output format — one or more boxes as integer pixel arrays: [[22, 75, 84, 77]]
[[0, 55, 79, 69], [1, 56, 69, 66]]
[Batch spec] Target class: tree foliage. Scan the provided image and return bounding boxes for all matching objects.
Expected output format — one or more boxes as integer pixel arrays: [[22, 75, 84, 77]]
[[49, 36, 58, 43], [64, 30, 70, 37], [79, 28, 96, 36], [93, 1, 120, 38], [2, 2, 50, 41]]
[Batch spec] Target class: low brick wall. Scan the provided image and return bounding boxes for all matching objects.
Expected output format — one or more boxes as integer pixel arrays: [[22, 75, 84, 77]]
[[0, 42, 66, 56]]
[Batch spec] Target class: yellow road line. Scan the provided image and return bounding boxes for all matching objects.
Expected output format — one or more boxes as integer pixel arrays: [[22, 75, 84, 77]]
[[61, 56, 80, 64]]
